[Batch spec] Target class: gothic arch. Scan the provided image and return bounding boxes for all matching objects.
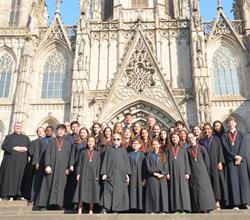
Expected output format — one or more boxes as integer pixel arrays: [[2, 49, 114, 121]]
[[38, 116, 59, 131], [207, 36, 247, 69], [33, 41, 73, 102], [207, 37, 247, 97], [0, 46, 17, 67], [0, 47, 16, 99], [100, 98, 179, 129]]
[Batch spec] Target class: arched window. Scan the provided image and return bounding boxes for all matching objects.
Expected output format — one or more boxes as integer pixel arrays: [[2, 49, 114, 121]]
[[0, 53, 14, 98], [212, 46, 240, 96], [41, 50, 67, 99], [131, 0, 148, 8]]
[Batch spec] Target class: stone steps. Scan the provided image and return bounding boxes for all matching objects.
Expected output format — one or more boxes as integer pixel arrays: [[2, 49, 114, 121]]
[[0, 201, 250, 220], [1, 213, 250, 220]]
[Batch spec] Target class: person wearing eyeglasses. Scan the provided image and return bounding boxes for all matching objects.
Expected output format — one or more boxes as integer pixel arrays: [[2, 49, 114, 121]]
[[100, 133, 131, 213]]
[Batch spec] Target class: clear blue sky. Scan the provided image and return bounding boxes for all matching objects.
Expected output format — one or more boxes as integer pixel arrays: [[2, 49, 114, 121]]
[[46, 0, 234, 25]]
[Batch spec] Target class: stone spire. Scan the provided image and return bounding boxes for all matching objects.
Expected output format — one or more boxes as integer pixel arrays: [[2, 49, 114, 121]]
[[217, 0, 223, 10], [56, 0, 61, 15]]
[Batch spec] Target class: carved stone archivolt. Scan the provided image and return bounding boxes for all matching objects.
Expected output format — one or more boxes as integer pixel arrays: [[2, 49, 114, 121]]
[[107, 101, 176, 129]]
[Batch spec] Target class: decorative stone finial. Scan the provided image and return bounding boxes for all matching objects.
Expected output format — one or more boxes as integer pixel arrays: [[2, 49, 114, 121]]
[[56, 0, 61, 15], [217, 0, 223, 10]]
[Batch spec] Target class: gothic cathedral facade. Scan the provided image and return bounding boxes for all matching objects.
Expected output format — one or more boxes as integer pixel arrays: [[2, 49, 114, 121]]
[[0, 0, 250, 144]]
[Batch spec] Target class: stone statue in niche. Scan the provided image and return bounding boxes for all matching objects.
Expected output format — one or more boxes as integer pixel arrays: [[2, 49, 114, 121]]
[[196, 38, 204, 68]]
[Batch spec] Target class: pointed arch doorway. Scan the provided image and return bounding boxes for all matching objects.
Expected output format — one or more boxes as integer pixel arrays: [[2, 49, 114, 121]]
[[100, 100, 178, 129]]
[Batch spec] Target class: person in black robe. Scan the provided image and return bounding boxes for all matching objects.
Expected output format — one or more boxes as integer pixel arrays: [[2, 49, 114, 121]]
[[221, 117, 250, 209], [186, 132, 216, 213], [64, 121, 80, 210], [73, 137, 100, 214], [128, 139, 146, 212], [145, 139, 169, 213], [70, 127, 89, 167], [200, 123, 228, 209], [23, 127, 45, 202], [0, 122, 30, 200], [100, 133, 131, 213], [36, 124, 74, 209], [33, 126, 54, 207], [166, 133, 191, 213]]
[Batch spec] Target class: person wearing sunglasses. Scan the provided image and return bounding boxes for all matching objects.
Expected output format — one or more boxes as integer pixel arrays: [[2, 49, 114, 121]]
[[100, 133, 131, 213]]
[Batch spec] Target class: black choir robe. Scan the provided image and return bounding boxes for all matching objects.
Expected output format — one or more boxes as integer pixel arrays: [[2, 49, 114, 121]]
[[128, 151, 146, 211], [73, 149, 100, 204], [144, 151, 169, 213], [187, 145, 216, 212], [100, 146, 131, 212], [199, 136, 228, 205], [33, 136, 52, 206], [36, 136, 74, 207], [0, 133, 30, 198], [221, 130, 250, 206], [22, 138, 40, 201], [166, 146, 191, 212]]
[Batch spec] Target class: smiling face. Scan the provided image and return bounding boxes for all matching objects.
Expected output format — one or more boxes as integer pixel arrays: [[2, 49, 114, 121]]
[[152, 140, 160, 153], [203, 125, 212, 138], [104, 127, 112, 138], [214, 122, 222, 133], [171, 134, 180, 145], [187, 133, 196, 146], [133, 122, 141, 134], [14, 122, 22, 135], [227, 120, 237, 131], [153, 125, 161, 136], [113, 133, 122, 146], [87, 137, 95, 150], [160, 130, 167, 140], [79, 128, 88, 140], [124, 129, 132, 139], [132, 140, 141, 151], [71, 123, 79, 134]]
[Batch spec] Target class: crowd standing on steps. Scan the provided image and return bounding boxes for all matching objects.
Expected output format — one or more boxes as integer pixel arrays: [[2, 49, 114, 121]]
[[1, 114, 250, 214]]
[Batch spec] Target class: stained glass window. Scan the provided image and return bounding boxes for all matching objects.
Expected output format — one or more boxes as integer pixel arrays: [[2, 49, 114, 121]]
[[41, 50, 67, 99], [0, 54, 13, 98], [212, 46, 240, 96]]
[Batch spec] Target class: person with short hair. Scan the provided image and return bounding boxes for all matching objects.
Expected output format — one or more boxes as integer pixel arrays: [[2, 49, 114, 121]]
[[199, 123, 228, 209], [100, 133, 131, 213], [34, 126, 54, 207], [221, 117, 250, 210], [124, 113, 133, 129], [36, 124, 74, 209], [0, 122, 30, 200], [128, 139, 146, 212]]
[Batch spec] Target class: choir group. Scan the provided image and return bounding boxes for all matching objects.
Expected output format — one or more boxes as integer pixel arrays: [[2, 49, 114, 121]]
[[1, 114, 250, 214]]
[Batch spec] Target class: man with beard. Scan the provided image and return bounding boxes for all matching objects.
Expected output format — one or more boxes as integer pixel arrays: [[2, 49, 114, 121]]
[[0, 122, 30, 200]]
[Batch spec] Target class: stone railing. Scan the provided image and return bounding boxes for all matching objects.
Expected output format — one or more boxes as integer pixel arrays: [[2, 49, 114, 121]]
[[203, 20, 244, 37]]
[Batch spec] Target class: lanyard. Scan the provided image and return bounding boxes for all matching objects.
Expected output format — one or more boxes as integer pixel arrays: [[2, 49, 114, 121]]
[[55, 137, 64, 151], [171, 145, 180, 159], [228, 130, 238, 146], [191, 144, 198, 162], [87, 149, 95, 162]]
